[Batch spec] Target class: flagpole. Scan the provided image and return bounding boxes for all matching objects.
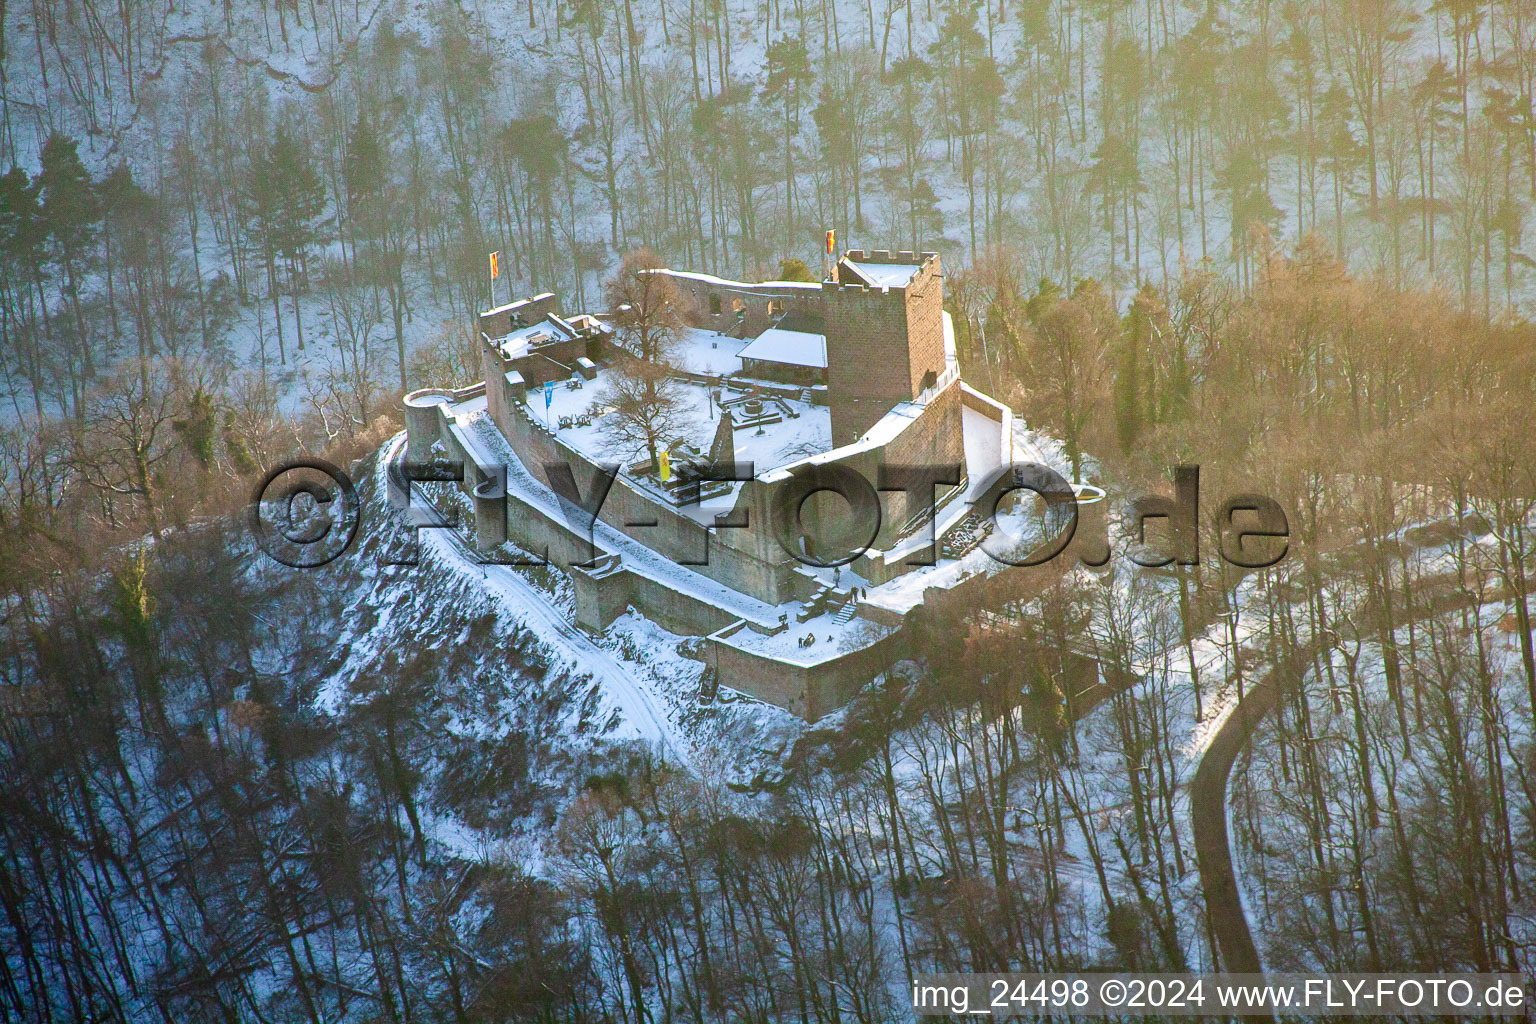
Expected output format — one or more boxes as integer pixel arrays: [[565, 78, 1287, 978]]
[[489, 250, 504, 310]]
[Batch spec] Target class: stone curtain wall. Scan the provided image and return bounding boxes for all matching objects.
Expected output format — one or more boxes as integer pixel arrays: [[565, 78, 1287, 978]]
[[663, 273, 823, 338], [478, 335, 802, 606], [879, 379, 966, 543]]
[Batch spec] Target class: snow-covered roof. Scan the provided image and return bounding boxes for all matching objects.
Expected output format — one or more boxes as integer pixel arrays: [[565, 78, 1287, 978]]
[[737, 327, 827, 369], [842, 260, 922, 289]]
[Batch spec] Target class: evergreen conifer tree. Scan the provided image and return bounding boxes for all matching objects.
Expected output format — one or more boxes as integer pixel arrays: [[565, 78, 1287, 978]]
[[36, 135, 100, 376]]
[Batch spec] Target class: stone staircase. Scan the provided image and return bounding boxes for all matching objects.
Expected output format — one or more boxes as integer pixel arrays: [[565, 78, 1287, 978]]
[[796, 582, 859, 624], [797, 581, 832, 622], [832, 598, 859, 625]]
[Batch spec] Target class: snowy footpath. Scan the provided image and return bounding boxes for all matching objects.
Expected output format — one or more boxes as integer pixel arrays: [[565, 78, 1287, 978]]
[[378, 433, 695, 767]]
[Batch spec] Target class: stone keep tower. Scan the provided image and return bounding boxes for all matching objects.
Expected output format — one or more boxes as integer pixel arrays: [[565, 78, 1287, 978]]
[[822, 251, 946, 446]]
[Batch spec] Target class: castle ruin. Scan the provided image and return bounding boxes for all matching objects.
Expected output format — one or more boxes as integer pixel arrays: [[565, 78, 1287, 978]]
[[401, 250, 1067, 720]]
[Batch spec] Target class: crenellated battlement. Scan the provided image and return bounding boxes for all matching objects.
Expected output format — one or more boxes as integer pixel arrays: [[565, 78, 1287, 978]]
[[830, 249, 942, 296], [841, 248, 939, 266]]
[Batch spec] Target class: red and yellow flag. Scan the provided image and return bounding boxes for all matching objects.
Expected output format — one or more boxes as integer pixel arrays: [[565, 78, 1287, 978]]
[[825, 230, 835, 255], [489, 251, 501, 280]]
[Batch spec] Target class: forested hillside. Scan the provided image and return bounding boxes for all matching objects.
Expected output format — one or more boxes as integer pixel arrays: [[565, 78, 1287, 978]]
[[5, 0, 1536, 420], [5, 0, 1536, 1021]]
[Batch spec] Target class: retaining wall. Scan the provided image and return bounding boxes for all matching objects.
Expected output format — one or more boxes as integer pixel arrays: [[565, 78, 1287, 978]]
[[403, 384, 765, 639], [706, 620, 906, 722]]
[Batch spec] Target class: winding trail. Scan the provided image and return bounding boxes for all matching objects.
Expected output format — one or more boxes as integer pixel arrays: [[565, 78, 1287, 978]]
[[1191, 583, 1514, 975], [1189, 652, 1308, 973]]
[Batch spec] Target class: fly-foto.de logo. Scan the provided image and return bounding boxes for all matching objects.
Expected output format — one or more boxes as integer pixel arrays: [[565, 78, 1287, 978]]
[[248, 458, 1288, 571]]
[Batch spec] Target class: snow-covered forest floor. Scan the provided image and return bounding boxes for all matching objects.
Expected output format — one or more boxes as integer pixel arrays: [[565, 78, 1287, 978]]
[[6, 0, 1536, 1018], [8, 0, 1536, 422]]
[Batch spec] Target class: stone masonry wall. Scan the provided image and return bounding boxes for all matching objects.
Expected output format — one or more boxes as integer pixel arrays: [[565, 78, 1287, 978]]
[[488, 372, 800, 607], [708, 622, 905, 722], [664, 274, 824, 338], [478, 293, 558, 339], [877, 379, 966, 546], [822, 251, 946, 446], [902, 257, 946, 394], [422, 405, 748, 637]]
